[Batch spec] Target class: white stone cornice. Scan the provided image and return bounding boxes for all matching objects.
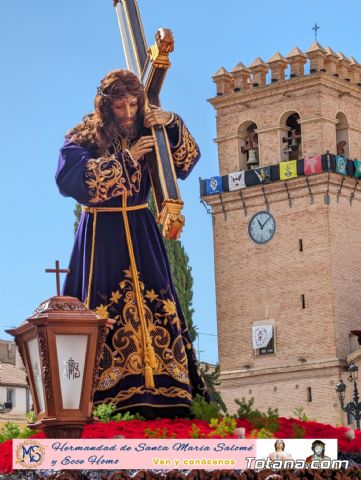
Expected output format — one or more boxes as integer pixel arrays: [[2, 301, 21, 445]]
[[348, 124, 361, 133], [220, 358, 346, 381], [255, 125, 285, 134], [214, 134, 240, 144], [298, 115, 339, 125]]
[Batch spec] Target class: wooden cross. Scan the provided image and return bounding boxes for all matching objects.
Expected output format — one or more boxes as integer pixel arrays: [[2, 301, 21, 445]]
[[45, 260, 70, 296], [113, 0, 185, 240]]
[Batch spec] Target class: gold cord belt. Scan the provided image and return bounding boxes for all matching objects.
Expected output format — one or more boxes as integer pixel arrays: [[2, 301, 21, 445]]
[[82, 204, 148, 213], [83, 199, 156, 388]]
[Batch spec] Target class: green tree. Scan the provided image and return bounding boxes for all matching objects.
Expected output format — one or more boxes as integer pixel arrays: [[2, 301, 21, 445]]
[[74, 203, 82, 235]]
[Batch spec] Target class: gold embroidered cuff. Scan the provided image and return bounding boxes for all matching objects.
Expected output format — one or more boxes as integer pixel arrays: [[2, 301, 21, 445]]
[[171, 118, 200, 172]]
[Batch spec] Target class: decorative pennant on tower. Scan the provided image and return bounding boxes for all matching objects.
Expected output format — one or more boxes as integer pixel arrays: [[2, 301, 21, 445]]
[[113, 0, 184, 240], [354, 160, 361, 178], [228, 170, 246, 191], [304, 155, 322, 175], [335, 155, 347, 175], [205, 176, 223, 195], [254, 166, 271, 184], [280, 160, 297, 180]]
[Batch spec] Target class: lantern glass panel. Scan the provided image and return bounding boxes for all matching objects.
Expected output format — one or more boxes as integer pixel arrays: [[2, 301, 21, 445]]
[[56, 335, 88, 409], [27, 338, 45, 413]]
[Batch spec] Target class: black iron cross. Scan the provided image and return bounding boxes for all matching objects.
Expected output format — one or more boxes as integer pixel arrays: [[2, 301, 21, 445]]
[[45, 260, 70, 296], [312, 23, 320, 41], [112, 0, 185, 240]]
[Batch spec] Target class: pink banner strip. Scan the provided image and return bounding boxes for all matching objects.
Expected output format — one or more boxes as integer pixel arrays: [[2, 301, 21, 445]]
[[13, 439, 256, 470]]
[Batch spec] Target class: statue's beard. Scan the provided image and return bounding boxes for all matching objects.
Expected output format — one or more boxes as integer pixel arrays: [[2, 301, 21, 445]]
[[116, 117, 141, 139]]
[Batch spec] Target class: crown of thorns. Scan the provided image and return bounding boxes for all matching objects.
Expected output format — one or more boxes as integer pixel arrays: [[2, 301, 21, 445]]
[[96, 86, 121, 100]]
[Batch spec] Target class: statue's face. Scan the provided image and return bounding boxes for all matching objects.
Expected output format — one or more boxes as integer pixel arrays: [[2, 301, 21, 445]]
[[111, 94, 138, 136]]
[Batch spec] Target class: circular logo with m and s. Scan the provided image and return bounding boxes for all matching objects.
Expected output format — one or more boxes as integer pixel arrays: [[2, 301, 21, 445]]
[[15, 440, 46, 468]]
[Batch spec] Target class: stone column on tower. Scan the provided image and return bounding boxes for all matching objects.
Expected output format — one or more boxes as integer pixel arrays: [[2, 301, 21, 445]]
[[286, 47, 308, 78], [212, 67, 234, 96], [324, 47, 339, 77], [337, 52, 351, 81], [349, 56, 361, 86], [267, 52, 288, 83], [306, 41, 326, 73], [249, 57, 269, 87], [232, 62, 251, 92]]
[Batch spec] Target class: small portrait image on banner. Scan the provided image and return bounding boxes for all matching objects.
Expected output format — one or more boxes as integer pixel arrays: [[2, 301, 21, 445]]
[[335, 155, 347, 175], [304, 155, 322, 175], [252, 324, 274, 355], [205, 176, 223, 195], [280, 160, 297, 180], [228, 170, 246, 191], [255, 438, 339, 469], [354, 160, 361, 178]]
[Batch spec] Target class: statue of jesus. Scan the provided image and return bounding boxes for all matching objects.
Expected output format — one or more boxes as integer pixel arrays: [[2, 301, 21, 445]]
[[56, 69, 210, 418]]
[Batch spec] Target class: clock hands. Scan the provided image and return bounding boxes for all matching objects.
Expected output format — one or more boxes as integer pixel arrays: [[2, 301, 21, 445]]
[[261, 216, 271, 229], [257, 215, 271, 230]]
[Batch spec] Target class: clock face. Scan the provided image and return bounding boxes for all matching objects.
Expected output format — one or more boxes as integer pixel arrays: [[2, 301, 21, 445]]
[[248, 211, 276, 244]]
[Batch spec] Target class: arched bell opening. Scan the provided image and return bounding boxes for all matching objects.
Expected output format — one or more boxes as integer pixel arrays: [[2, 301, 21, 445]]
[[280, 112, 302, 161], [336, 112, 349, 158], [237, 121, 259, 170]]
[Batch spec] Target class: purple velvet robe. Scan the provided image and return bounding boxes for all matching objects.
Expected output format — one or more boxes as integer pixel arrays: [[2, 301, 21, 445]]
[[56, 114, 209, 415]]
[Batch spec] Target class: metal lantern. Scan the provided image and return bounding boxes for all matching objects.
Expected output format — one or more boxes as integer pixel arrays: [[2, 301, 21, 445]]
[[7, 295, 113, 438], [335, 364, 361, 430]]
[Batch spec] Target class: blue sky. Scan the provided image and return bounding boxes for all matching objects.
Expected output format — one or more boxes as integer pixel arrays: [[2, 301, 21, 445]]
[[1, 0, 360, 365]]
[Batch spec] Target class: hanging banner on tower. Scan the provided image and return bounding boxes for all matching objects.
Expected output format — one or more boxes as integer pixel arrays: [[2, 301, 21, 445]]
[[254, 166, 271, 184], [280, 160, 297, 180], [354, 159, 361, 178], [304, 155, 322, 175], [228, 170, 246, 191], [335, 155, 347, 175], [205, 176, 223, 195]]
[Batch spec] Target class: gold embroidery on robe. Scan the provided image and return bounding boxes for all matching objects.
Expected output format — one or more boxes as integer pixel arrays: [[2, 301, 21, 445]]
[[170, 116, 200, 172], [96, 268, 191, 395], [94, 385, 192, 406], [85, 137, 141, 204]]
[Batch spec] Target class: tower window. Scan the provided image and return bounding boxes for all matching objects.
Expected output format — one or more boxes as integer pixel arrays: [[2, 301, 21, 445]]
[[301, 294, 306, 309], [240, 123, 259, 170], [307, 387, 312, 402], [299, 239, 303, 252], [282, 113, 302, 161]]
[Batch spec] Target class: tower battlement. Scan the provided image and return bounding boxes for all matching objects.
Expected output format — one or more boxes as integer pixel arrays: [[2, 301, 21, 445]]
[[212, 43, 361, 96]]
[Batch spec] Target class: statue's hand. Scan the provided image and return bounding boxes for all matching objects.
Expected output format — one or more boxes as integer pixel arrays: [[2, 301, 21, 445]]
[[128, 136, 155, 162], [144, 106, 172, 128]]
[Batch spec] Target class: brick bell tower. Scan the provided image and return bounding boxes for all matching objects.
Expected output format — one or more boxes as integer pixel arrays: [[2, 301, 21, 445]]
[[204, 43, 361, 425]]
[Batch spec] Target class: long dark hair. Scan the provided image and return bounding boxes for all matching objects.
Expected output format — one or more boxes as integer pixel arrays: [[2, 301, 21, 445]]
[[67, 69, 146, 155]]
